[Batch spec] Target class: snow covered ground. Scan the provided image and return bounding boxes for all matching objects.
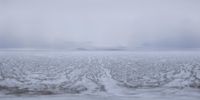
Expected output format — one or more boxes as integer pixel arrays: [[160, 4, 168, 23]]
[[0, 50, 200, 100]]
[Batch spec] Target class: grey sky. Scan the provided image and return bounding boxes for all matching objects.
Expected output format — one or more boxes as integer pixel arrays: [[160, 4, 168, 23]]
[[0, 0, 200, 49]]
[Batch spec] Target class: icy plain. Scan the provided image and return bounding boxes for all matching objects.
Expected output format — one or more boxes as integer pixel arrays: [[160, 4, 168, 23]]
[[0, 50, 200, 100]]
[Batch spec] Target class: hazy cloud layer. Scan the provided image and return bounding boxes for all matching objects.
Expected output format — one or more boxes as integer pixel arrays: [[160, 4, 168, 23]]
[[0, 0, 200, 50]]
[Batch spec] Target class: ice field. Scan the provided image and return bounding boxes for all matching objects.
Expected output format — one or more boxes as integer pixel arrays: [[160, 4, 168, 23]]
[[0, 50, 200, 100]]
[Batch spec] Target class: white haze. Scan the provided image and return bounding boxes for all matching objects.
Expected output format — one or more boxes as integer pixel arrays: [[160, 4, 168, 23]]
[[0, 0, 200, 50]]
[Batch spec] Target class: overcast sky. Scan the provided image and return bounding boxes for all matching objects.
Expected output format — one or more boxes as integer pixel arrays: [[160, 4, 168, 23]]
[[0, 0, 200, 50]]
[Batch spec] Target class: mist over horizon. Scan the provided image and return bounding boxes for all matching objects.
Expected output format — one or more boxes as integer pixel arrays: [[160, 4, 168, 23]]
[[0, 0, 200, 50], [1, 1, 200, 100]]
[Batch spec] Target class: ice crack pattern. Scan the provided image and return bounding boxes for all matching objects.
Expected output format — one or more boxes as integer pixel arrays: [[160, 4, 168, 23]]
[[0, 51, 200, 96]]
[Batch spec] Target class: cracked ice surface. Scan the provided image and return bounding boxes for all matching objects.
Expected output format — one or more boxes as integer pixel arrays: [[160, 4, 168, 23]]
[[0, 51, 200, 100]]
